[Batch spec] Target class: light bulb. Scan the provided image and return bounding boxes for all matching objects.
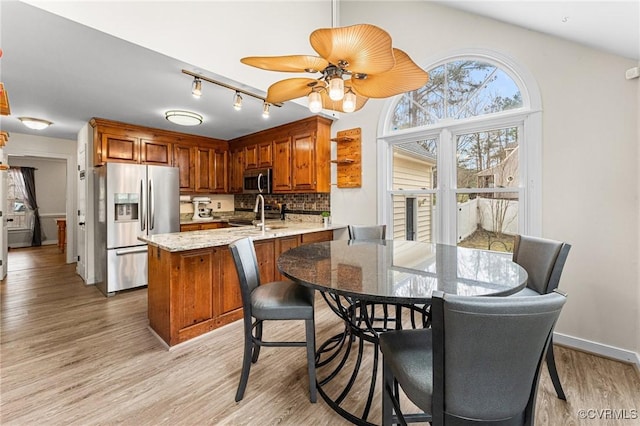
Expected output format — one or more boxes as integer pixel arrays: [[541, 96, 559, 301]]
[[233, 92, 243, 111], [262, 102, 270, 118], [192, 78, 202, 98], [328, 76, 344, 101], [342, 90, 356, 113], [308, 91, 322, 113]]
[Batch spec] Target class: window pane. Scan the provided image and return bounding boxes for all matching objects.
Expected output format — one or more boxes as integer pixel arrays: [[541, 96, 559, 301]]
[[389, 59, 522, 132], [392, 139, 438, 190], [456, 127, 519, 189], [457, 192, 518, 252], [392, 194, 436, 243]]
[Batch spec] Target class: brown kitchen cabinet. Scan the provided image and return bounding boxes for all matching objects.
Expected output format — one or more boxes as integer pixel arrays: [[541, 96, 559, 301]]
[[228, 147, 244, 193], [275, 235, 300, 280], [228, 116, 332, 194], [140, 137, 173, 165], [180, 222, 229, 232], [174, 144, 196, 192], [97, 132, 140, 164], [272, 136, 293, 191], [195, 147, 228, 193]]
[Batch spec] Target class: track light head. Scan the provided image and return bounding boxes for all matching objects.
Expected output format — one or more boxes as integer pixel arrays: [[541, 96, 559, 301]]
[[233, 92, 243, 111], [192, 78, 202, 98]]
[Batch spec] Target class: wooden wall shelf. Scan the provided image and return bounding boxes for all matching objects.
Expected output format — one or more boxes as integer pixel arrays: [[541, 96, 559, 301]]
[[332, 127, 361, 188]]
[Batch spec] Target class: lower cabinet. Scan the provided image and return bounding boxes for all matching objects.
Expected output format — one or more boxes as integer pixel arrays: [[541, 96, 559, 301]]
[[180, 222, 229, 232], [147, 230, 334, 346]]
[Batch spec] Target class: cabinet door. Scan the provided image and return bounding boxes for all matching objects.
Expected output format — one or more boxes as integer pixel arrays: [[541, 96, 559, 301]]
[[195, 147, 213, 193], [275, 235, 300, 281], [228, 148, 244, 193], [244, 144, 258, 169], [292, 131, 316, 191], [176, 249, 216, 332], [257, 140, 273, 167], [215, 247, 243, 316], [212, 149, 228, 193], [180, 223, 201, 232], [174, 144, 195, 192], [141, 138, 172, 165], [253, 239, 275, 284], [272, 136, 292, 192], [101, 133, 139, 164]]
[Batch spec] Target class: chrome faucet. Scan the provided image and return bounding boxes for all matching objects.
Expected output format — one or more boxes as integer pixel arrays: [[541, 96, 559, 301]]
[[253, 194, 265, 232]]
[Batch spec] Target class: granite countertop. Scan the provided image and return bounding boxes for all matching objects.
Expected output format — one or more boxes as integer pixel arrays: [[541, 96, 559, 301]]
[[140, 221, 346, 252]]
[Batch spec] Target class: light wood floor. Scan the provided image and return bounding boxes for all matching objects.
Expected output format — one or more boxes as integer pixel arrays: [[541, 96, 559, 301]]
[[1, 246, 638, 425]]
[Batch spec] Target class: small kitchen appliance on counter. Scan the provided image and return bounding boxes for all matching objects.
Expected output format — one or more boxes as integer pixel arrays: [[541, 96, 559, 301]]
[[192, 197, 213, 220]]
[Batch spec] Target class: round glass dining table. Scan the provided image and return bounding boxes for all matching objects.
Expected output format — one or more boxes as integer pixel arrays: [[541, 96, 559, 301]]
[[277, 239, 528, 426]]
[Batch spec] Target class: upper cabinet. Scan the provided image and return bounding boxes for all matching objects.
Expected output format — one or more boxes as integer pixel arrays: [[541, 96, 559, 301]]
[[90, 118, 228, 194], [228, 146, 244, 194], [229, 116, 332, 194]]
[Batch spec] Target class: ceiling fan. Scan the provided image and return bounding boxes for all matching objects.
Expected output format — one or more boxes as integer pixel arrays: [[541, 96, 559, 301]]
[[241, 24, 429, 114]]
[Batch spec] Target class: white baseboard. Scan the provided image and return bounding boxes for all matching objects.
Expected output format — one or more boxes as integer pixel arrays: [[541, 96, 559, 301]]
[[554, 332, 640, 370]]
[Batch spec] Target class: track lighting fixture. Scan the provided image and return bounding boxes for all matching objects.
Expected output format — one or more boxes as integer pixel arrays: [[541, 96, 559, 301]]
[[233, 91, 243, 111], [192, 78, 202, 98], [182, 69, 281, 119]]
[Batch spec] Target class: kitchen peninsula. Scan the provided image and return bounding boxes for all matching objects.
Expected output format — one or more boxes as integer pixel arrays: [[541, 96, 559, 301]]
[[140, 222, 345, 347]]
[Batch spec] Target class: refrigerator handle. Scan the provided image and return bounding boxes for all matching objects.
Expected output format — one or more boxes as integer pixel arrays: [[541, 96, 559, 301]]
[[140, 179, 146, 232], [149, 179, 155, 231]]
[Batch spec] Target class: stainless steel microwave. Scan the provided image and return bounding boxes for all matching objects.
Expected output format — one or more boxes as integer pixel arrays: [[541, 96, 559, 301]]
[[243, 168, 272, 194]]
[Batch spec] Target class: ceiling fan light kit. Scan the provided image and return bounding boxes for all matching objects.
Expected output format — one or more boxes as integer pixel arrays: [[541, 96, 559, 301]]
[[241, 23, 429, 114]]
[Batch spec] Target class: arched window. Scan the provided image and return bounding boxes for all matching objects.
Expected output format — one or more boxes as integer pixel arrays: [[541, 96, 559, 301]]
[[378, 53, 541, 253]]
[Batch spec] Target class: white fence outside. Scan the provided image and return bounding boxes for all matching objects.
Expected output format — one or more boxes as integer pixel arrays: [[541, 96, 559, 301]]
[[457, 198, 519, 241]]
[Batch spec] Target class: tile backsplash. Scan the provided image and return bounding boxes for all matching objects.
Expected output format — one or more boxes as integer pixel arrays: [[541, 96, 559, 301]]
[[235, 193, 330, 215]]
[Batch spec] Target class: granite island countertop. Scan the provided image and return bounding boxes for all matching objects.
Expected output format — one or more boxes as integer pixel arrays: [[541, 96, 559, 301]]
[[140, 221, 346, 252]]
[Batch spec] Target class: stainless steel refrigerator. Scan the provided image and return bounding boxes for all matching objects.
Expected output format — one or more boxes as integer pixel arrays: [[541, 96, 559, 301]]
[[94, 163, 179, 296]]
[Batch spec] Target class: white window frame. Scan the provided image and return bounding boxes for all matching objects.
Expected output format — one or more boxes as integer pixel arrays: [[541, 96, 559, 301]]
[[377, 50, 542, 245]]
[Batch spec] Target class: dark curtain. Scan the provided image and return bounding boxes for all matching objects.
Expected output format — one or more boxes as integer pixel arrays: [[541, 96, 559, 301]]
[[20, 167, 42, 246]]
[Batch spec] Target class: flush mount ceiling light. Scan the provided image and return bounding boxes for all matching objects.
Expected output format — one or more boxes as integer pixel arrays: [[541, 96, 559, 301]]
[[241, 23, 429, 114], [165, 110, 203, 126], [18, 116, 53, 130]]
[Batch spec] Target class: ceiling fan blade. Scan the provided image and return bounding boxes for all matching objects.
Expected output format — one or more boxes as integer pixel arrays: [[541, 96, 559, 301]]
[[350, 49, 429, 98], [310, 24, 395, 75], [266, 78, 321, 104], [241, 55, 328, 73], [320, 88, 369, 113]]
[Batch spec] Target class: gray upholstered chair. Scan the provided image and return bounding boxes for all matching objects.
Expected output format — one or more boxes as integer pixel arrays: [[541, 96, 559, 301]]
[[511, 234, 571, 400], [380, 291, 567, 426], [348, 224, 386, 240], [229, 237, 316, 403]]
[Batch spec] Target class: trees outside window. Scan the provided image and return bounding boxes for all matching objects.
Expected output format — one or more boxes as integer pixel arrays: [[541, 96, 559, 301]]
[[381, 55, 539, 253]]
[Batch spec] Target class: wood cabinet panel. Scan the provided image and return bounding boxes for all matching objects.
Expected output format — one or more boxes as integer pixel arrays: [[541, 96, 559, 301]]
[[272, 136, 292, 191], [216, 247, 243, 315], [101, 133, 139, 164], [301, 230, 334, 244], [244, 144, 258, 169], [195, 147, 213, 192], [275, 235, 300, 281], [174, 144, 195, 192], [292, 131, 315, 191], [213, 149, 228, 193], [176, 250, 215, 331], [254, 239, 276, 284], [258, 140, 273, 167], [141, 138, 172, 165], [228, 148, 244, 193]]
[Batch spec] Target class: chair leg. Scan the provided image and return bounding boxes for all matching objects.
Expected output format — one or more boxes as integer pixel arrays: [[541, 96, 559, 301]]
[[546, 339, 567, 400], [252, 321, 263, 363], [382, 360, 394, 425], [235, 323, 255, 402], [305, 318, 317, 403]]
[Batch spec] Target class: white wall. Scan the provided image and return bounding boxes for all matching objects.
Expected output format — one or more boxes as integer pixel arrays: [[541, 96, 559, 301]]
[[4, 133, 77, 264], [334, 1, 639, 359]]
